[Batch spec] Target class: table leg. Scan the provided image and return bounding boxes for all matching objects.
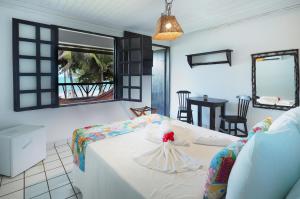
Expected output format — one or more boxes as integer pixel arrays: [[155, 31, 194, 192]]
[[220, 104, 226, 130], [198, 106, 202, 127], [210, 107, 216, 130], [187, 100, 192, 124]]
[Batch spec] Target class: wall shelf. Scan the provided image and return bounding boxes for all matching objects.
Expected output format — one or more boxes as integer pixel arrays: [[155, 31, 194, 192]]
[[186, 49, 233, 68]]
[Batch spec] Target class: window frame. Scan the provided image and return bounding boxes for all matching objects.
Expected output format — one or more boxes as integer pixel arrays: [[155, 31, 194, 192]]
[[57, 44, 116, 107], [56, 27, 119, 107], [12, 19, 148, 111]]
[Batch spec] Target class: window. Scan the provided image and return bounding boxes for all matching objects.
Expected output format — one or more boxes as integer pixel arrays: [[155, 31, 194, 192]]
[[58, 29, 115, 106], [13, 19, 148, 111]]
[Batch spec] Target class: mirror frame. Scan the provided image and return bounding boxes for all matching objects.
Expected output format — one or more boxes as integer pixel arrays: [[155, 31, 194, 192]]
[[251, 49, 299, 111]]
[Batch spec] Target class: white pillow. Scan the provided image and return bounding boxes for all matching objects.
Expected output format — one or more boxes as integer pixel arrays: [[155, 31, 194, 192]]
[[269, 107, 300, 132], [226, 126, 300, 199], [193, 133, 236, 147], [286, 178, 300, 199]]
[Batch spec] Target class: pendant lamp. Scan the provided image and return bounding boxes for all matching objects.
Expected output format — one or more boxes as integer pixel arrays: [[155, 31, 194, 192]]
[[153, 0, 183, 40]]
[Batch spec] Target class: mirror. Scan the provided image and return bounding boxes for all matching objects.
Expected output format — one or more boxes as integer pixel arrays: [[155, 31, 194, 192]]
[[252, 49, 299, 110]]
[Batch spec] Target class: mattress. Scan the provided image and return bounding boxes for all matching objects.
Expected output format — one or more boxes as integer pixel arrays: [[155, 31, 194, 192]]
[[72, 120, 239, 199]]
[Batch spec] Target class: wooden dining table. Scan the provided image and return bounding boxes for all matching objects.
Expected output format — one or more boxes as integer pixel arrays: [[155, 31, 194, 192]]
[[187, 97, 228, 130]]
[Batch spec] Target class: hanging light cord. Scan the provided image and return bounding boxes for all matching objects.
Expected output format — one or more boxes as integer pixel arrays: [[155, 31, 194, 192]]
[[165, 0, 173, 15]]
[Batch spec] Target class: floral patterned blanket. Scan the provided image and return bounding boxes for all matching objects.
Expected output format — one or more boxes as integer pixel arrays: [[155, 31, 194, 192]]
[[71, 114, 167, 171]]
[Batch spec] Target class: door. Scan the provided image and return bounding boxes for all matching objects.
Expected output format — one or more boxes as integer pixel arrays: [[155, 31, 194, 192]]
[[151, 46, 170, 116]]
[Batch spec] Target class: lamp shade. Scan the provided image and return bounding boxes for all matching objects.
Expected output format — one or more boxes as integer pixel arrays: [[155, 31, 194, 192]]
[[153, 15, 183, 40]]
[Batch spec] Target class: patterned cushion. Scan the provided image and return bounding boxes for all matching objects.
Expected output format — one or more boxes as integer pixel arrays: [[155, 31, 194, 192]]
[[203, 139, 247, 199], [247, 117, 272, 139], [203, 117, 272, 199]]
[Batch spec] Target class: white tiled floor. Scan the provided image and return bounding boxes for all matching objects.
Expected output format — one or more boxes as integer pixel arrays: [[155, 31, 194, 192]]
[[0, 141, 82, 199]]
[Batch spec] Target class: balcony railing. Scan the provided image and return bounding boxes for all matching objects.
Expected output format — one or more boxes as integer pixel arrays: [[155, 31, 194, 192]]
[[58, 82, 114, 105]]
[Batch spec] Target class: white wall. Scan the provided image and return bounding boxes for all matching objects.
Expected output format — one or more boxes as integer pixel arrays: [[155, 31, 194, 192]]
[[170, 8, 300, 128], [0, 5, 151, 143]]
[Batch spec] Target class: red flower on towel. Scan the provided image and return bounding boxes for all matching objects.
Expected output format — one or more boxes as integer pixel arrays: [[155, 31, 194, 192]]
[[162, 132, 175, 142]]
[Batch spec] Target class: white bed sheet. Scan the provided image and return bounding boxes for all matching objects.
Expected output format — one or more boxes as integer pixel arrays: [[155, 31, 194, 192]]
[[72, 120, 239, 199]]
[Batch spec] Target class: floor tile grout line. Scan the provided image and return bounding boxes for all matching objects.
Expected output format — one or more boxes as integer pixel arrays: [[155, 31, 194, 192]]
[[31, 179, 73, 199], [54, 143, 78, 199], [44, 159, 59, 164], [0, 187, 24, 198], [21, 172, 70, 193], [1, 175, 27, 187], [66, 194, 76, 199], [44, 164, 64, 173], [42, 160, 52, 199], [67, 142, 81, 198], [27, 178, 72, 195], [31, 191, 50, 199], [1, 163, 70, 195], [55, 143, 69, 147], [25, 171, 45, 179], [0, 141, 73, 199], [57, 155, 73, 160], [55, 144, 70, 149], [56, 149, 72, 154], [23, 172, 25, 199]]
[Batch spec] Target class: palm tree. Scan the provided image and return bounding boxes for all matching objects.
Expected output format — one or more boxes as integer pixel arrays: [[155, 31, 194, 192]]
[[58, 50, 114, 98]]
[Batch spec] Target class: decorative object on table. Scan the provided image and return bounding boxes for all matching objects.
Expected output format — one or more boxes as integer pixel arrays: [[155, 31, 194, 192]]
[[203, 95, 208, 101], [186, 49, 233, 68], [135, 129, 202, 173], [176, 90, 193, 124], [187, 97, 228, 130], [219, 95, 251, 137], [153, 0, 183, 41], [0, 125, 46, 177], [130, 106, 157, 117], [252, 49, 299, 111]]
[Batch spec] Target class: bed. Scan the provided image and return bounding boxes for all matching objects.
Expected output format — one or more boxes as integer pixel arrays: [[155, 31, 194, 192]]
[[72, 116, 239, 199]]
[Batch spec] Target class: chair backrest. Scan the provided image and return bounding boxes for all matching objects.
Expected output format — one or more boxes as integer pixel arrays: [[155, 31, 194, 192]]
[[177, 90, 191, 109], [237, 95, 251, 118]]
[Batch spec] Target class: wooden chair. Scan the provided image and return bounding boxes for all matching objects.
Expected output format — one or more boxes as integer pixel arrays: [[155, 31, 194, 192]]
[[130, 106, 157, 117], [219, 95, 251, 137], [176, 90, 193, 124]]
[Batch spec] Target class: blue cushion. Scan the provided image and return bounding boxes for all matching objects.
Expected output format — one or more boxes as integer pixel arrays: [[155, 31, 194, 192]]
[[286, 178, 300, 199], [226, 127, 300, 199]]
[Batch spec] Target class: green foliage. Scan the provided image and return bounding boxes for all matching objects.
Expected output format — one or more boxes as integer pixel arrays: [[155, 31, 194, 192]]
[[58, 50, 114, 83]]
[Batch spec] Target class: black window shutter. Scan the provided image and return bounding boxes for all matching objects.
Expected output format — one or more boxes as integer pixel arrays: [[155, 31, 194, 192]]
[[124, 31, 153, 75], [116, 36, 143, 102], [13, 18, 58, 111]]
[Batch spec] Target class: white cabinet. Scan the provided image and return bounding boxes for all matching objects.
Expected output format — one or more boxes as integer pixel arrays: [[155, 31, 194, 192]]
[[0, 125, 46, 177]]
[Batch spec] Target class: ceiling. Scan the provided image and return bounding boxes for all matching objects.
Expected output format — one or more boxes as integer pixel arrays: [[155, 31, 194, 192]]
[[2, 0, 300, 35]]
